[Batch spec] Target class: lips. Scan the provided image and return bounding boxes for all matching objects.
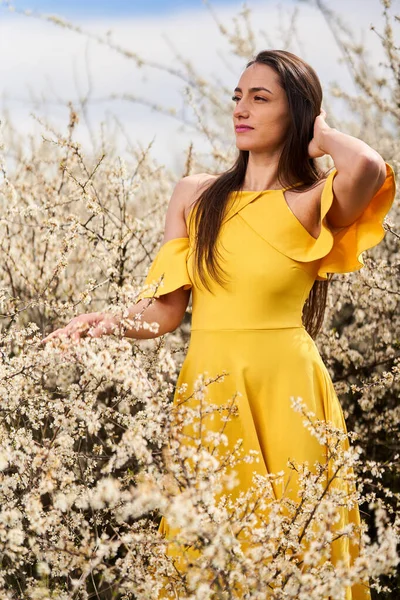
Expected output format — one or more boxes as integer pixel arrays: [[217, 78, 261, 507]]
[[235, 125, 254, 132]]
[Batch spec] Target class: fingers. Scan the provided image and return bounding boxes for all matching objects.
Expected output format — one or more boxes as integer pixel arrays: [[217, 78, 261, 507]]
[[88, 320, 118, 338], [40, 321, 91, 346], [70, 329, 83, 343], [40, 328, 67, 345], [40, 317, 119, 346], [87, 326, 103, 338]]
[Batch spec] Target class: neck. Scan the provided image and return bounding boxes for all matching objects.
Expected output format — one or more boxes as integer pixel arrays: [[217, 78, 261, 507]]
[[242, 150, 283, 191]]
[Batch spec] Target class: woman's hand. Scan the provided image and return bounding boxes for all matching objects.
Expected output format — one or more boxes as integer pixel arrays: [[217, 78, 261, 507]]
[[308, 109, 332, 159], [40, 312, 120, 345]]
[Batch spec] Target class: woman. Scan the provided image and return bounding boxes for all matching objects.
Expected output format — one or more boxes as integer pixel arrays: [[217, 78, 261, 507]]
[[42, 50, 396, 598]]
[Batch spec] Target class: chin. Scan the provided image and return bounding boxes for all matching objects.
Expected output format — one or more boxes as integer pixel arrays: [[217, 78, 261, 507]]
[[235, 141, 263, 152], [235, 140, 254, 151], [236, 138, 282, 154]]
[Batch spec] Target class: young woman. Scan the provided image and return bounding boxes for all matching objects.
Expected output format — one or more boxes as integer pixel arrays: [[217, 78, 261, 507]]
[[42, 50, 396, 598]]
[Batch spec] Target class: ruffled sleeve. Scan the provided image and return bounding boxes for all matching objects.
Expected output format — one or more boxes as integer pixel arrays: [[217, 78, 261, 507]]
[[316, 162, 396, 280], [135, 237, 192, 302]]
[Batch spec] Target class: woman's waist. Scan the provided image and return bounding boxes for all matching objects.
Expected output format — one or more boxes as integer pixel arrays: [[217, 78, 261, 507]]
[[190, 302, 305, 331], [184, 326, 320, 368], [190, 314, 304, 331]]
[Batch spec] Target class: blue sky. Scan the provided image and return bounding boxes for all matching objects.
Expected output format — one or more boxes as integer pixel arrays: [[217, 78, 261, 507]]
[[12, 0, 243, 17]]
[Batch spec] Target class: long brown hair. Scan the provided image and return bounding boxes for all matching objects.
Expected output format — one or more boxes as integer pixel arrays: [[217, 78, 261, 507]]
[[189, 49, 332, 339]]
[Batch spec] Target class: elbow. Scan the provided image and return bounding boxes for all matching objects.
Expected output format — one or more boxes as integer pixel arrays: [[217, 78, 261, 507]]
[[166, 313, 185, 333], [152, 289, 190, 334], [357, 152, 387, 190], [161, 288, 190, 333]]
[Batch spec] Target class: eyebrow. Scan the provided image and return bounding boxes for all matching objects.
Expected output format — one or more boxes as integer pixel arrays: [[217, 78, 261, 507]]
[[234, 86, 273, 95]]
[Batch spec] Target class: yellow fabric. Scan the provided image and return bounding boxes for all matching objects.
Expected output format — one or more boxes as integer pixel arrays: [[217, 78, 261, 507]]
[[136, 237, 192, 302], [135, 164, 396, 599], [316, 163, 396, 279]]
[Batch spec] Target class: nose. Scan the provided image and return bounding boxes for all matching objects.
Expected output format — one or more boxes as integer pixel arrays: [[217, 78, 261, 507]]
[[233, 98, 250, 119]]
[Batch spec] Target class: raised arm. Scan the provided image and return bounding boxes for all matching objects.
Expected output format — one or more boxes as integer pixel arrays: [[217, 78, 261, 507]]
[[308, 110, 387, 230]]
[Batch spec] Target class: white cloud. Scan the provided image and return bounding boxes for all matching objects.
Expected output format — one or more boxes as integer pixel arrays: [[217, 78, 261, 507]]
[[0, 0, 389, 172]]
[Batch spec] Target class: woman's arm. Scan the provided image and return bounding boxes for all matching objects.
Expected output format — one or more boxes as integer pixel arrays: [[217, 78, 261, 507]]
[[41, 177, 197, 344], [99, 176, 195, 339], [308, 110, 387, 229]]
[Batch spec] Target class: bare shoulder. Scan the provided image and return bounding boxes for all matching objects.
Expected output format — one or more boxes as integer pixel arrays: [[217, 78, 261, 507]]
[[162, 172, 217, 242], [179, 172, 218, 196], [177, 172, 218, 222]]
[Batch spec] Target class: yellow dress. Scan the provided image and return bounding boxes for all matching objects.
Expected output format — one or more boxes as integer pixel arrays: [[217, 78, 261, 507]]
[[135, 164, 396, 599]]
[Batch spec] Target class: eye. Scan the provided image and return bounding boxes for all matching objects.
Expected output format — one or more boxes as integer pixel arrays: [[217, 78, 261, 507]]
[[231, 95, 268, 102]]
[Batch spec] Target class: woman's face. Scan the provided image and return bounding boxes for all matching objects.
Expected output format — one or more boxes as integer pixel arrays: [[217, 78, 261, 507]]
[[232, 62, 291, 154]]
